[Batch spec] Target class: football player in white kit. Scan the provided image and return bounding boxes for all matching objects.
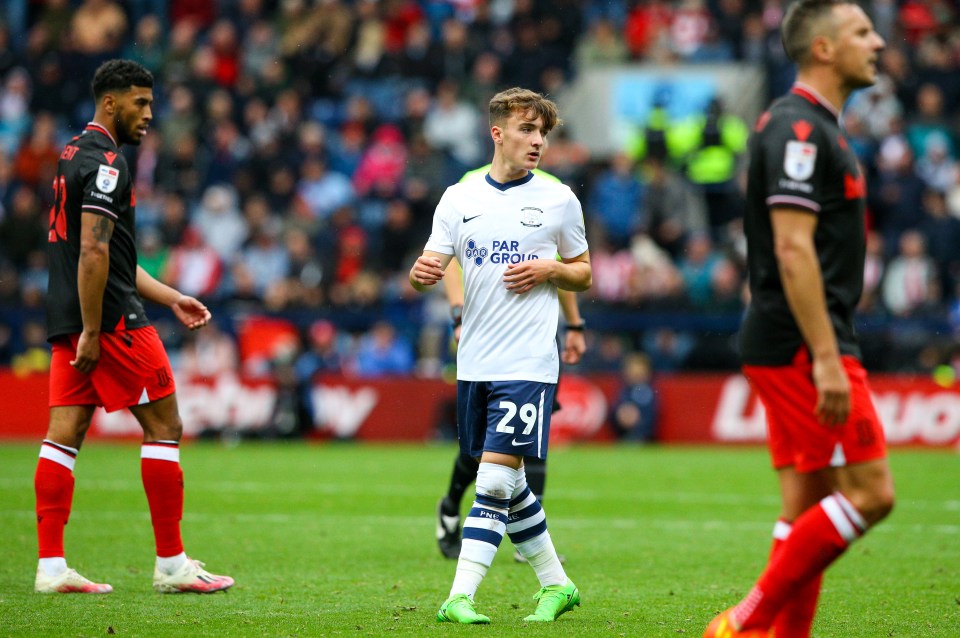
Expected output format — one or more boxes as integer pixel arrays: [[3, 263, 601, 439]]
[[410, 87, 591, 624]]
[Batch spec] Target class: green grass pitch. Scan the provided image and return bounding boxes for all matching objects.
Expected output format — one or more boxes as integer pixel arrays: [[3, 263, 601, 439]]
[[0, 442, 956, 637]]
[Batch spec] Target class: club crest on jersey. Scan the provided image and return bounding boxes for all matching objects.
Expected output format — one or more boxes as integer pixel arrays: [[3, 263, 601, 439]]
[[96, 164, 120, 193], [783, 141, 817, 181], [520, 206, 543, 227]]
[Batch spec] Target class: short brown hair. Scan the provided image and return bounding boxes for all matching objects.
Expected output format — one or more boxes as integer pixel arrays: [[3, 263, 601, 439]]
[[781, 0, 847, 65], [489, 87, 562, 134]]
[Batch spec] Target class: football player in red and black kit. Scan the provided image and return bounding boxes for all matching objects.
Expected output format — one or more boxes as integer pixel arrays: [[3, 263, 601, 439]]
[[704, 2, 893, 637], [36, 59, 233, 594]]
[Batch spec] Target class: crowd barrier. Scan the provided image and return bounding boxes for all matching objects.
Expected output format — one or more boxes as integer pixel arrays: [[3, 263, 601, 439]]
[[2, 370, 958, 447]]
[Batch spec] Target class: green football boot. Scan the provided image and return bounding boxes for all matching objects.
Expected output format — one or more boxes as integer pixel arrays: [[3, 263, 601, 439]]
[[437, 593, 491, 624], [523, 580, 580, 622]]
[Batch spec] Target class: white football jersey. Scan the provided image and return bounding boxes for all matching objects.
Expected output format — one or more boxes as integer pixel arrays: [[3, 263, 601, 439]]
[[424, 172, 588, 382]]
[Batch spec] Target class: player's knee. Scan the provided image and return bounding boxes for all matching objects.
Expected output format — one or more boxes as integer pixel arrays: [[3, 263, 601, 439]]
[[848, 482, 895, 526], [475, 463, 518, 501], [869, 484, 895, 523]]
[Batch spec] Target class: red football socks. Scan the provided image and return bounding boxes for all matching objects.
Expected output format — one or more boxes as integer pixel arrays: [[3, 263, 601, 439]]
[[141, 442, 185, 558], [35, 441, 78, 558], [736, 493, 865, 630], [769, 519, 823, 638]]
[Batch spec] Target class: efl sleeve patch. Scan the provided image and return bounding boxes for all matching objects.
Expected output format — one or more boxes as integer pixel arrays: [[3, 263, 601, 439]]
[[96, 164, 120, 193], [783, 141, 817, 181]]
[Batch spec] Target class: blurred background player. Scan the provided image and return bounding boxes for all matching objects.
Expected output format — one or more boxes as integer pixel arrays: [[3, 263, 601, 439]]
[[36, 59, 233, 595], [704, 2, 893, 636], [410, 87, 590, 624]]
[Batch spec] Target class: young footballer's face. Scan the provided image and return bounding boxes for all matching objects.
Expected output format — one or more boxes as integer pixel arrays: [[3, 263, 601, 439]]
[[829, 4, 885, 90], [113, 86, 154, 145], [494, 109, 547, 177]]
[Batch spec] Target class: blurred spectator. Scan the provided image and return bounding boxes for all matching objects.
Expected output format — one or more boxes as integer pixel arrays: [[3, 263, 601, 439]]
[[915, 132, 959, 194], [156, 191, 190, 246], [283, 226, 325, 308], [536, 127, 590, 193], [845, 75, 902, 140], [905, 83, 956, 161], [295, 320, 343, 382], [859, 231, 886, 313], [177, 320, 239, 379], [208, 19, 240, 88], [643, 326, 694, 372], [871, 134, 926, 256], [137, 227, 169, 281], [669, 0, 713, 60], [11, 319, 49, 376], [234, 217, 290, 304], [155, 132, 206, 199], [353, 124, 407, 199], [125, 14, 165, 76], [0, 186, 45, 269], [631, 233, 686, 305], [69, 0, 127, 62], [423, 79, 483, 171], [13, 112, 60, 190], [294, 155, 356, 225], [351, 321, 415, 377], [162, 226, 224, 299], [677, 232, 722, 308], [918, 189, 960, 297], [610, 351, 658, 442], [375, 198, 419, 274], [882, 230, 940, 317], [643, 157, 708, 260], [670, 97, 748, 240], [192, 184, 247, 260], [18, 249, 47, 307], [587, 151, 645, 250], [574, 17, 628, 68], [0, 68, 32, 156], [624, 0, 672, 61]]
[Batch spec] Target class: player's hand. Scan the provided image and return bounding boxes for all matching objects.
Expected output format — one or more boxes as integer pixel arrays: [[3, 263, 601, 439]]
[[503, 259, 555, 294], [562, 329, 586, 364], [410, 256, 445, 288], [812, 356, 851, 426], [173, 295, 212, 330], [71, 331, 100, 374]]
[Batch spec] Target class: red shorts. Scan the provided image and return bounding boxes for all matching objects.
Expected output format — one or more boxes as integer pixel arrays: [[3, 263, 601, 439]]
[[743, 349, 887, 473], [49, 326, 176, 413]]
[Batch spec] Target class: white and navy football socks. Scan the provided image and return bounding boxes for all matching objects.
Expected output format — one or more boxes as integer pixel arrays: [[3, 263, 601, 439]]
[[450, 462, 518, 598], [507, 466, 567, 587]]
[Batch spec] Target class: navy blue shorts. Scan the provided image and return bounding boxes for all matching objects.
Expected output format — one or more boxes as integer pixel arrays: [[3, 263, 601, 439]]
[[456, 380, 557, 460]]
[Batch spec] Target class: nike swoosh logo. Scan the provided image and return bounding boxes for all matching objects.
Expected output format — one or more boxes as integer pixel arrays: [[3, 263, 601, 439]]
[[511, 439, 532, 446], [463, 215, 482, 223]]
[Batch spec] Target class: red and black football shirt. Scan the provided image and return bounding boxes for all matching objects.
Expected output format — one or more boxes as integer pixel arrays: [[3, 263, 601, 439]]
[[740, 84, 867, 366], [46, 122, 149, 340]]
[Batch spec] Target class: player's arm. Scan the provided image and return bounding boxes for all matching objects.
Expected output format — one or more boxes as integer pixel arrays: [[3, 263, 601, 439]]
[[559, 289, 586, 364], [73, 212, 113, 373], [503, 250, 591, 294], [771, 207, 850, 425], [409, 250, 454, 292], [443, 259, 465, 342], [136, 265, 211, 330]]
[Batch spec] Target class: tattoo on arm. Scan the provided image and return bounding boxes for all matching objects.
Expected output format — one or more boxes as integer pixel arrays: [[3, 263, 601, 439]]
[[92, 216, 114, 244]]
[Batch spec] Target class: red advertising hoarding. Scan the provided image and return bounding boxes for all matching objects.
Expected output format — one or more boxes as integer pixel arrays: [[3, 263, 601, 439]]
[[2, 370, 958, 446]]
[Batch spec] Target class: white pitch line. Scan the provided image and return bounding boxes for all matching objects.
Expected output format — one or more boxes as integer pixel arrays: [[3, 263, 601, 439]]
[[0, 476, 957, 512], [0, 509, 956, 535]]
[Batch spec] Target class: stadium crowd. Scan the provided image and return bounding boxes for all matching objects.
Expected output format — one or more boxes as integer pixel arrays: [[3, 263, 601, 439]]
[[0, 0, 959, 385]]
